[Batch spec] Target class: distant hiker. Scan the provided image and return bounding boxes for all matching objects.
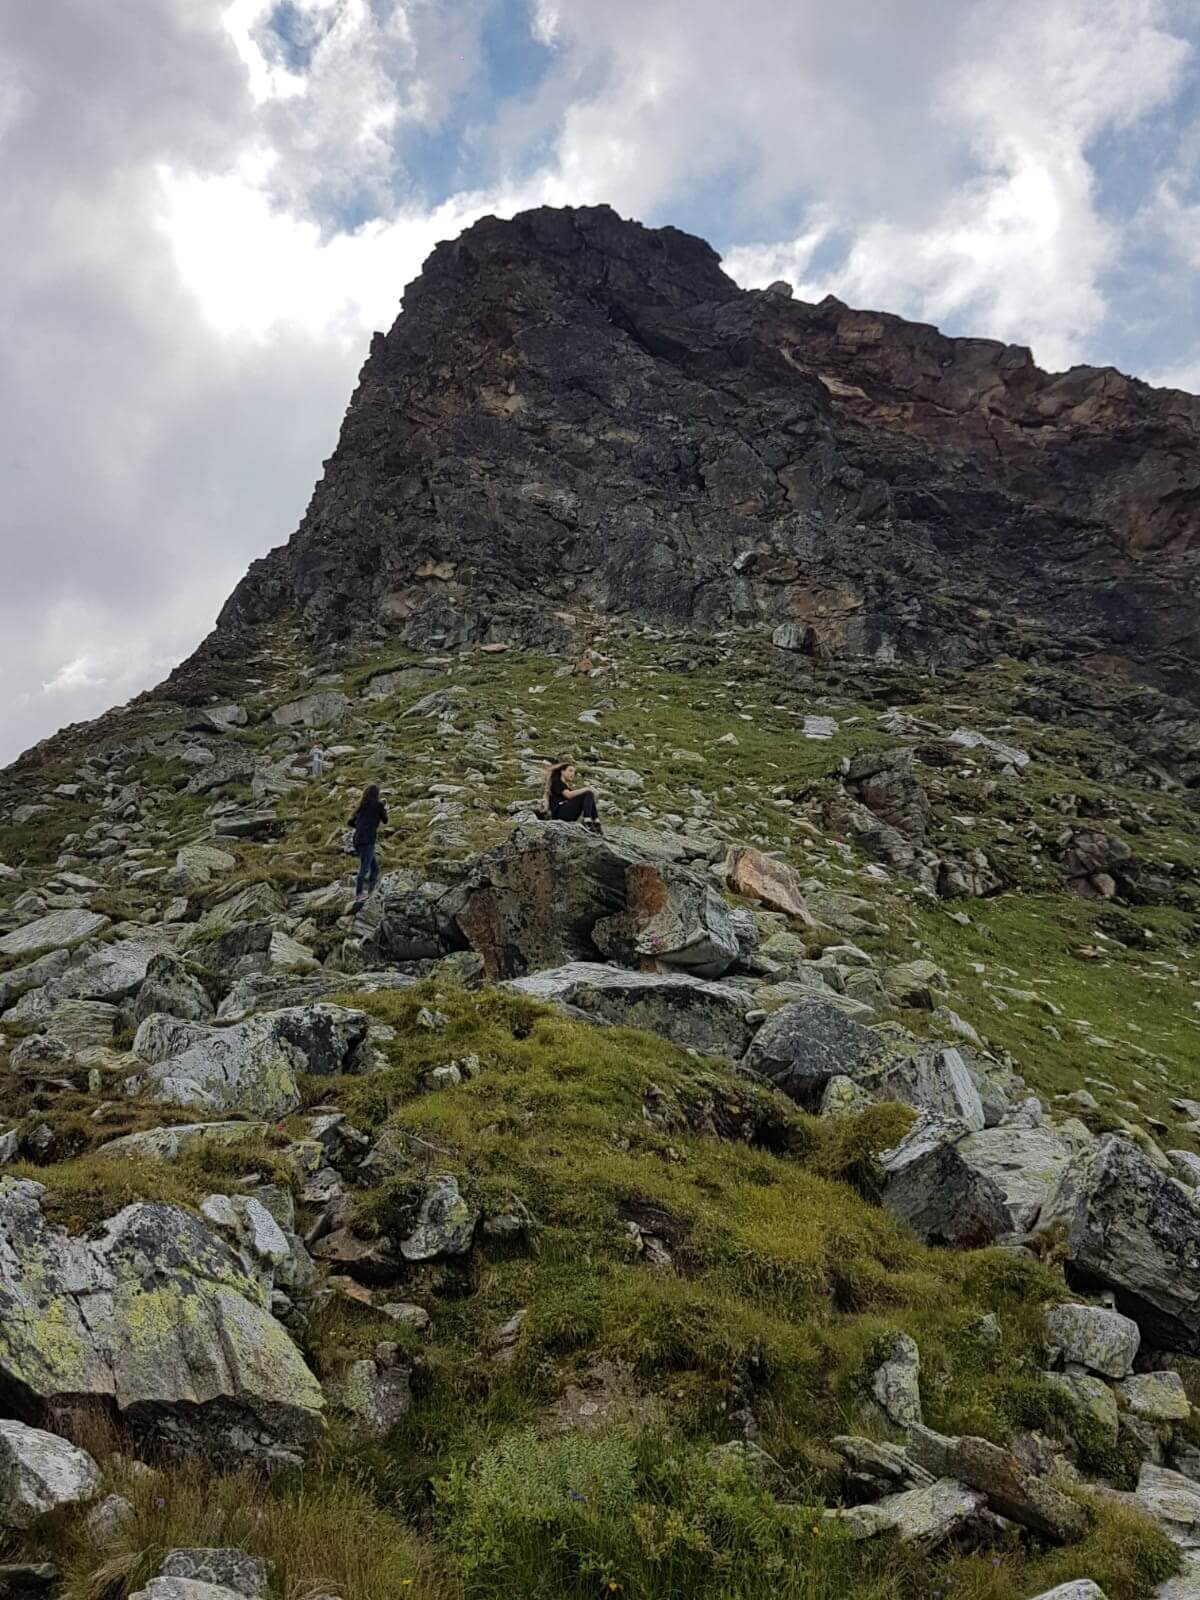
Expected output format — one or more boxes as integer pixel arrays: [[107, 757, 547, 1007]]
[[309, 743, 325, 778], [545, 760, 602, 833], [349, 783, 388, 908]]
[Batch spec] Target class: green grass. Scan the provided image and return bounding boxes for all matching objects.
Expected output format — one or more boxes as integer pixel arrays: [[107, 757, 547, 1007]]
[[4, 625, 1200, 1600]]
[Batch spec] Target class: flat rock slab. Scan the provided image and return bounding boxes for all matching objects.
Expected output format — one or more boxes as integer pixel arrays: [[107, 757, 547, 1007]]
[[507, 962, 752, 1057], [0, 910, 110, 959], [130, 1583, 249, 1600], [96, 1123, 271, 1163]]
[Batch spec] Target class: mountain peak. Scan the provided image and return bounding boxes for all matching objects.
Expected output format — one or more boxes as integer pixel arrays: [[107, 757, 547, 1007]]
[[168, 202, 1198, 710]]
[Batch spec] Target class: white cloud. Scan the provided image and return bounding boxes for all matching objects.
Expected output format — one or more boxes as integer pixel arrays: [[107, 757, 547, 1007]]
[[1, 0, 1197, 766]]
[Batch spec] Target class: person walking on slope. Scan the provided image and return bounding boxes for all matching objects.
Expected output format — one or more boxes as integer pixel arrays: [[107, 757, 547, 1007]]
[[545, 760, 602, 833], [309, 743, 325, 779], [349, 783, 388, 909]]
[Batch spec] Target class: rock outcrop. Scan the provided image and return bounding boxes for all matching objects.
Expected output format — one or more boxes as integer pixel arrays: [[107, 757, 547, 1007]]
[[173, 204, 1200, 712]]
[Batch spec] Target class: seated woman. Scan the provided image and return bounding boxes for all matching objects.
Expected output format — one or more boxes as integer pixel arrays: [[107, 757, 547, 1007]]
[[545, 760, 602, 833]]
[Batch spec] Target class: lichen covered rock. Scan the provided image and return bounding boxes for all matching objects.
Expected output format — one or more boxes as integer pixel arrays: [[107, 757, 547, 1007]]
[[0, 1177, 323, 1461]]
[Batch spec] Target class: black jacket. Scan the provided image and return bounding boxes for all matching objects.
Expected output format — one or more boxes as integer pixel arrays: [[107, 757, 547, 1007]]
[[350, 797, 388, 851]]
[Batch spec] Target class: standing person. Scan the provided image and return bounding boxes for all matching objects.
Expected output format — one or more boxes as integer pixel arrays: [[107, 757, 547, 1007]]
[[349, 783, 388, 909], [545, 760, 602, 833], [309, 743, 325, 779]]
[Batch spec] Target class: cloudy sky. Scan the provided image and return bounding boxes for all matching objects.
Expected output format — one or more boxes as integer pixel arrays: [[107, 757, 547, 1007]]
[[2, 0, 1199, 765]]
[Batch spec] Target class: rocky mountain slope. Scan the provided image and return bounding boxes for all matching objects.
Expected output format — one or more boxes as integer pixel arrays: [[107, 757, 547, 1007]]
[[1, 207, 1200, 1600]]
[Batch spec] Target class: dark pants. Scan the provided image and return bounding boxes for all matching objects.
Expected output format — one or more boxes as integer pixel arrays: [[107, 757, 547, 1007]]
[[552, 792, 599, 823], [355, 844, 380, 898]]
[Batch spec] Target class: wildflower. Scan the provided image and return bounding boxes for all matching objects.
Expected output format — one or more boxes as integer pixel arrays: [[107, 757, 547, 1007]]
[[568, 1489, 586, 1502], [154, 1496, 165, 1509]]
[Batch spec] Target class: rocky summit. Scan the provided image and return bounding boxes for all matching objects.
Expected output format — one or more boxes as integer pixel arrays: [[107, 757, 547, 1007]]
[[1, 206, 1200, 1600]]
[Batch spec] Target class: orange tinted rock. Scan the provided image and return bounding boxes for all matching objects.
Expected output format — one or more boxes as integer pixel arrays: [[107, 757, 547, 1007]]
[[725, 847, 816, 924]]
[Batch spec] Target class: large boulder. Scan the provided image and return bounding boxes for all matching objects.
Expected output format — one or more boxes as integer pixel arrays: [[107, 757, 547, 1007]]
[[0, 910, 110, 960], [845, 748, 930, 842], [1044, 1303, 1140, 1379], [125, 1005, 371, 1118], [829, 1479, 984, 1547], [0, 1178, 323, 1460], [1036, 1136, 1200, 1354], [744, 1000, 883, 1107], [880, 1117, 1072, 1246], [592, 864, 739, 979], [506, 963, 753, 1057], [724, 847, 815, 922], [270, 691, 350, 728], [880, 1117, 1011, 1247], [130, 1581, 248, 1600], [0, 1419, 100, 1529], [0, 950, 71, 1013], [449, 822, 739, 981], [133, 954, 215, 1024], [863, 1044, 986, 1130]]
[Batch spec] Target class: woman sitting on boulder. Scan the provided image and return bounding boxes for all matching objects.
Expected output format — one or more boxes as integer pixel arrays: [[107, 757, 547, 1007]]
[[349, 783, 388, 909], [545, 760, 602, 833]]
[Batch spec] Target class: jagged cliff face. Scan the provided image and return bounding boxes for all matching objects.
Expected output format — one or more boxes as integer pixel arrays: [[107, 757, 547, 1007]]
[[195, 203, 1200, 701]]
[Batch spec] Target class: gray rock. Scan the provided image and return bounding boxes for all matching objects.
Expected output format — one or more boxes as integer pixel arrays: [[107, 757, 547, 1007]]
[[400, 1175, 478, 1261], [883, 959, 948, 1008], [744, 999, 882, 1107], [0, 1419, 101, 1528], [51, 939, 163, 1003], [1119, 1372, 1192, 1423], [907, 1425, 1088, 1542], [879, 1116, 1011, 1246], [195, 704, 247, 730], [829, 1478, 984, 1546], [1170, 1152, 1200, 1189], [83, 1492, 135, 1545], [130, 1582, 249, 1600], [593, 867, 740, 980], [867, 1044, 986, 1129], [0, 1176, 324, 1460], [951, 1125, 1074, 1231], [1037, 1135, 1200, 1354], [506, 963, 752, 1056], [1136, 1462, 1200, 1550], [326, 1357, 412, 1436], [1026, 1585, 1108, 1600], [271, 691, 350, 728], [0, 909, 110, 959], [1045, 1372, 1119, 1447], [133, 953, 215, 1024], [0, 950, 72, 1013], [831, 1435, 934, 1495], [868, 1333, 922, 1429], [159, 1548, 270, 1596], [96, 1123, 271, 1163], [126, 1004, 371, 1118], [1044, 1303, 1140, 1378]]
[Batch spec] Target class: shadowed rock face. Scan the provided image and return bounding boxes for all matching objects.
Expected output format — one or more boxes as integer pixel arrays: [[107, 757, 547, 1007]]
[[171, 202, 1200, 705]]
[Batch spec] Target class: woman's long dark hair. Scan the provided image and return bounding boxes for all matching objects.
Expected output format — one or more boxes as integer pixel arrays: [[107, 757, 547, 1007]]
[[545, 761, 570, 809], [359, 783, 381, 812]]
